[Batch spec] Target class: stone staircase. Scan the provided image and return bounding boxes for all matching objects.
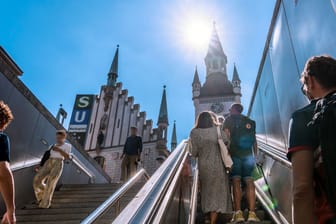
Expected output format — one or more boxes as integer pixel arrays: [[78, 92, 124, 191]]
[[16, 183, 144, 224]]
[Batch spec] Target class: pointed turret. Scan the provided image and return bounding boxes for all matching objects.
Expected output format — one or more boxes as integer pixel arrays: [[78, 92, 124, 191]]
[[157, 85, 169, 125], [232, 63, 241, 82], [157, 86, 169, 149], [232, 63, 242, 102], [171, 121, 177, 151], [204, 22, 228, 78], [192, 66, 201, 84], [192, 66, 201, 99], [107, 45, 119, 86]]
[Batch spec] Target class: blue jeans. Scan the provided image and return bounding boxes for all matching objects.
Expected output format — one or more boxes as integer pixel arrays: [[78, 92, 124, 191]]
[[231, 155, 255, 180]]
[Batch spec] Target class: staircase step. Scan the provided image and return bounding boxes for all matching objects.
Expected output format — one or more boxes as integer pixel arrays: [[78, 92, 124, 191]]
[[23, 202, 102, 209], [17, 221, 79, 224], [16, 213, 87, 222], [16, 182, 145, 223], [16, 207, 93, 215]]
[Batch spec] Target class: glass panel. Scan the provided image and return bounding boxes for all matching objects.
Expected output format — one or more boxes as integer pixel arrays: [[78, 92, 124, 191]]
[[259, 53, 286, 149], [282, 0, 336, 69], [269, 5, 307, 146]]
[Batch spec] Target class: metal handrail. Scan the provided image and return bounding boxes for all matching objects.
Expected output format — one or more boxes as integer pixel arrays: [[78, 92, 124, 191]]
[[257, 140, 292, 168], [151, 152, 189, 223], [188, 160, 199, 224], [255, 183, 289, 224], [81, 168, 150, 224], [71, 155, 96, 182]]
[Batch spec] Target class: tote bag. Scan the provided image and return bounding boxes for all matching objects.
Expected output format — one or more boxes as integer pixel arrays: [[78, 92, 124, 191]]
[[216, 126, 233, 169]]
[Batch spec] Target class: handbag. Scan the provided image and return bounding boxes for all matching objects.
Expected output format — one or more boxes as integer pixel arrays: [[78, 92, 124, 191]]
[[40, 145, 54, 167], [216, 126, 233, 169]]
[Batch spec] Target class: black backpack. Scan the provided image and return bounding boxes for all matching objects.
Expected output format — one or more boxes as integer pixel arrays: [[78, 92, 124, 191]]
[[310, 93, 336, 212], [40, 145, 54, 167], [230, 115, 256, 151]]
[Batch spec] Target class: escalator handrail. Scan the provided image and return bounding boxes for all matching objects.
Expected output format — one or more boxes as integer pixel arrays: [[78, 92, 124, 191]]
[[112, 140, 189, 224], [81, 168, 150, 224], [150, 152, 189, 223], [255, 183, 289, 224], [188, 159, 199, 224], [257, 138, 292, 168]]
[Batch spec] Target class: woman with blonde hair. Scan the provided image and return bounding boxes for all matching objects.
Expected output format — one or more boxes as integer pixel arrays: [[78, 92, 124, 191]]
[[189, 111, 232, 224]]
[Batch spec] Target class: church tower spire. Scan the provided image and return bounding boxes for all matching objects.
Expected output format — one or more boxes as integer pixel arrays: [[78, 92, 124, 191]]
[[232, 63, 242, 102], [192, 66, 201, 99], [157, 85, 169, 125], [204, 22, 228, 78], [157, 85, 169, 149], [107, 45, 119, 87], [171, 120, 177, 151]]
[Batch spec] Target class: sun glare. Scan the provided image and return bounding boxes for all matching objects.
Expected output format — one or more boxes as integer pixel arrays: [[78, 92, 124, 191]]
[[182, 18, 212, 50], [166, 3, 220, 60]]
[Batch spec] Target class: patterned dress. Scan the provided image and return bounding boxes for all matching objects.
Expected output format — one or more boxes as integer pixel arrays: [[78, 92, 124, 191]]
[[190, 126, 232, 213]]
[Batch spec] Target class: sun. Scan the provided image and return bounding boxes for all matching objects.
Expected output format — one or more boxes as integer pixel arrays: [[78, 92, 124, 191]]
[[182, 18, 212, 50]]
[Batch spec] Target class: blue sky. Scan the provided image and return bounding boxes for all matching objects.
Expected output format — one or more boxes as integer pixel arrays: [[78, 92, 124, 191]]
[[0, 0, 275, 145]]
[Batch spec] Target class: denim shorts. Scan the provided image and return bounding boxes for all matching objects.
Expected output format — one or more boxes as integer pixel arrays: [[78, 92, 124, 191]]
[[231, 155, 255, 180]]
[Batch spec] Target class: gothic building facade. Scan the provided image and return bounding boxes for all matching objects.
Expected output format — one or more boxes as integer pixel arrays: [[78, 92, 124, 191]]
[[70, 46, 171, 182], [192, 24, 242, 118]]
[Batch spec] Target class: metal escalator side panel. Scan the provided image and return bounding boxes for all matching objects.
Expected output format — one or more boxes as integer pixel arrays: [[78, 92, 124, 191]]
[[112, 140, 189, 224]]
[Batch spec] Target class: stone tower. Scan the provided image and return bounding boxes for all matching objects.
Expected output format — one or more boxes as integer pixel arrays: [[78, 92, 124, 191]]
[[192, 23, 242, 118]]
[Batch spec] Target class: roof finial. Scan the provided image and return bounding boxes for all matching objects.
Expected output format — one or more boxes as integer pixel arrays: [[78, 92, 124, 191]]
[[163, 85, 166, 89]]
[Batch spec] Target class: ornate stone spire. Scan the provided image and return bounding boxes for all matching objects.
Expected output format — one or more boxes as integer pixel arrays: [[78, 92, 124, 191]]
[[192, 66, 201, 84], [204, 22, 228, 77], [157, 85, 169, 125], [232, 63, 241, 82], [171, 120, 177, 150], [107, 45, 119, 86]]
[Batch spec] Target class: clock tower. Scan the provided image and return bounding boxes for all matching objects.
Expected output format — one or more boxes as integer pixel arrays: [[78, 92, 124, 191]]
[[192, 23, 242, 119]]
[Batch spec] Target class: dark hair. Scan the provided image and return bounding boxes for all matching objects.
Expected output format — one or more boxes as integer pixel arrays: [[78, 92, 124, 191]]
[[194, 111, 217, 129], [230, 103, 244, 114], [0, 101, 13, 131], [304, 55, 336, 89], [56, 130, 67, 136]]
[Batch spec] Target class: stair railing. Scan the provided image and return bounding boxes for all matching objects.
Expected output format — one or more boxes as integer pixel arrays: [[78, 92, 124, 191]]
[[81, 168, 150, 224], [71, 154, 96, 183]]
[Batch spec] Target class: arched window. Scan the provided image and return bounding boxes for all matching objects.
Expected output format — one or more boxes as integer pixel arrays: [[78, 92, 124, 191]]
[[94, 156, 106, 169]]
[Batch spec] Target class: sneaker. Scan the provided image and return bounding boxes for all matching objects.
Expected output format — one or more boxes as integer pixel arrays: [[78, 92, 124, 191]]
[[231, 210, 245, 223], [247, 211, 261, 222]]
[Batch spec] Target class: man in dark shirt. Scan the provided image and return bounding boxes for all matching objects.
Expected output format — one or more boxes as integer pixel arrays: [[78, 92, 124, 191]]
[[120, 127, 142, 182], [288, 56, 336, 223], [0, 101, 15, 224]]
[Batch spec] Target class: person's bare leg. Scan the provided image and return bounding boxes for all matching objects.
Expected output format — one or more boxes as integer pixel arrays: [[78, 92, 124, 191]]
[[0, 162, 15, 224], [210, 212, 218, 224], [245, 179, 256, 211], [232, 178, 242, 211]]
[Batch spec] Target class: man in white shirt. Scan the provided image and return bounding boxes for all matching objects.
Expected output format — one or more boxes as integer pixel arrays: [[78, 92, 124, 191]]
[[33, 130, 71, 208]]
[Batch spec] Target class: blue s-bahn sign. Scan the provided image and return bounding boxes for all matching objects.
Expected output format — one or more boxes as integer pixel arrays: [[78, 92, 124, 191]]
[[68, 95, 95, 146]]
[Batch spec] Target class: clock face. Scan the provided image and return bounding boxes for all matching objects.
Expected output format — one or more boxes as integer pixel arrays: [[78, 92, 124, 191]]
[[210, 103, 224, 114]]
